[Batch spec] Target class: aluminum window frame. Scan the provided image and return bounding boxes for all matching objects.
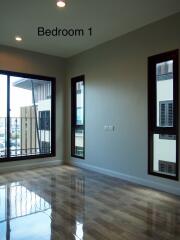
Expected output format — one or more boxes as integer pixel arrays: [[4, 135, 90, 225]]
[[148, 50, 179, 180], [71, 75, 85, 159], [0, 70, 56, 162]]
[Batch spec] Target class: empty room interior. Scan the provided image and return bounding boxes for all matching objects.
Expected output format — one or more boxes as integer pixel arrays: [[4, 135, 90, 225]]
[[0, 0, 180, 239]]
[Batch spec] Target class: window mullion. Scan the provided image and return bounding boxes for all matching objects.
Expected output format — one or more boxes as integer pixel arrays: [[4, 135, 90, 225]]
[[7, 75, 10, 158]]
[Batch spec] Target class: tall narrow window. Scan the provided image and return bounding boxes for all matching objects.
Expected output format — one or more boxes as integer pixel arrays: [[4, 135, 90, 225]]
[[71, 75, 85, 159], [0, 71, 56, 161], [148, 50, 179, 180]]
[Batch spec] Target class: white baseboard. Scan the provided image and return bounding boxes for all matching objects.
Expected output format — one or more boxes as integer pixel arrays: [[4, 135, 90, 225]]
[[0, 159, 62, 173], [70, 161, 180, 196]]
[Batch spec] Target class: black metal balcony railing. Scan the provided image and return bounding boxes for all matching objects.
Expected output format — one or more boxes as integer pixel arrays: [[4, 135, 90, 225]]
[[0, 117, 51, 158]]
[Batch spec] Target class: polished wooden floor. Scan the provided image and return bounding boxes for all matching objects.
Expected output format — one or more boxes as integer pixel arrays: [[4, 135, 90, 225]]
[[0, 165, 179, 240]]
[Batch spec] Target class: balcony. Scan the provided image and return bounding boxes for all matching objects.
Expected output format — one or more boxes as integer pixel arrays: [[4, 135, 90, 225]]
[[0, 117, 51, 158]]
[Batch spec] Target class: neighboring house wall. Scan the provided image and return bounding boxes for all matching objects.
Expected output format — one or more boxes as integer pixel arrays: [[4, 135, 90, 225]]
[[34, 82, 51, 103], [38, 99, 51, 148], [20, 106, 37, 155], [154, 75, 175, 172], [66, 13, 180, 195]]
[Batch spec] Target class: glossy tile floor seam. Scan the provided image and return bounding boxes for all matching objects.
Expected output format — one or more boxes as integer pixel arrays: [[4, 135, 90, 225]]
[[0, 165, 179, 240]]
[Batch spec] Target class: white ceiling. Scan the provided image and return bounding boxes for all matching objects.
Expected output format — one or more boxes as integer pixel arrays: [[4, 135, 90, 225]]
[[0, 0, 180, 58]]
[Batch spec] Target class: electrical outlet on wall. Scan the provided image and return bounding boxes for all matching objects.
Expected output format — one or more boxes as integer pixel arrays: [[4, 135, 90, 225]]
[[104, 125, 115, 131], [104, 125, 109, 131], [109, 125, 115, 131]]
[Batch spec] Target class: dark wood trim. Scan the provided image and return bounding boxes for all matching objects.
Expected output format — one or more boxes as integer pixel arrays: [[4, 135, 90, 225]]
[[71, 75, 85, 159], [0, 153, 55, 162], [174, 50, 179, 181], [51, 77, 56, 157], [0, 70, 55, 82], [0, 70, 56, 162], [7, 75, 10, 158], [148, 49, 179, 181]]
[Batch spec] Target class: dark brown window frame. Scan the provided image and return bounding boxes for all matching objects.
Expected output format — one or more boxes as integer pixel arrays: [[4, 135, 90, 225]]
[[71, 75, 85, 159], [0, 70, 56, 162], [148, 49, 179, 180]]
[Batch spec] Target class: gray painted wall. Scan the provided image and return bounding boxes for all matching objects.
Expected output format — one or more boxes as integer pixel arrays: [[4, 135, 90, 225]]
[[66, 13, 180, 195], [0, 45, 66, 171]]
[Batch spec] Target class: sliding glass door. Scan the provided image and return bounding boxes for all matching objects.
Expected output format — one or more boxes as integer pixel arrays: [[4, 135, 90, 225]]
[[0, 71, 55, 161]]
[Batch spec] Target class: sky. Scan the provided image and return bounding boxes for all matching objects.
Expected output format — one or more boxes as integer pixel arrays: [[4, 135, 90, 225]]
[[0, 75, 32, 118]]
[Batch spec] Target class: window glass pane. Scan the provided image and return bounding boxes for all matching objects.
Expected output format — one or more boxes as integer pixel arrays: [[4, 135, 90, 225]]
[[72, 76, 85, 158], [0, 75, 7, 158], [153, 134, 176, 176], [156, 60, 173, 127], [75, 129, 84, 157], [10, 77, 52, 157], [76, 81, 84, 125]]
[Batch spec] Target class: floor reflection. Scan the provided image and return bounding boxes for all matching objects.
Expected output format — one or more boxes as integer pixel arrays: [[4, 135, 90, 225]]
[[0, 173, 85, 240], [146, 202, 180, 238], [71, 175, 85, 240], [0, 182, 52, 240], [0, 167, 179, 240]]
